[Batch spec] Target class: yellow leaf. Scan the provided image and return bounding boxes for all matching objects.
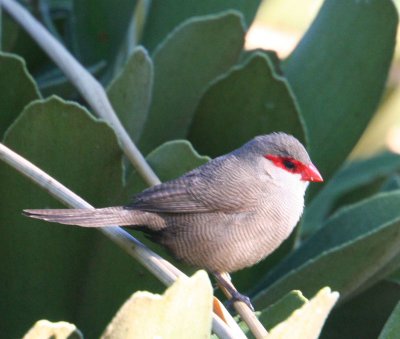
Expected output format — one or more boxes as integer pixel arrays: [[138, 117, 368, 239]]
[[23, 320, 82, 339], [102, 270, 213, 339], [268, 287, 339, 339]]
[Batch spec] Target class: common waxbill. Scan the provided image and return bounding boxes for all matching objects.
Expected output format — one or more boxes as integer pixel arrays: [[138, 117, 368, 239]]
[[24, 132, 323, 309]]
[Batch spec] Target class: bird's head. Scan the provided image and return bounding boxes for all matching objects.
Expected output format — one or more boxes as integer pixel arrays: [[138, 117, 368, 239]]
[[240, 132, 323, 185]]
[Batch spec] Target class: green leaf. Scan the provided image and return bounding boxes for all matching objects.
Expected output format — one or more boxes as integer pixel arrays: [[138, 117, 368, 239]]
[[146, 140, 210, 181], [139, 11, 245, 153], [322, 280, 400, 339], [2, 13, 50, 74], [381, 174, 400, 192], [241, 290, 307, 338], [101, 271, 213, 339], [303, 152, 400, 236], [123, 140, 210, 200], [379, 299, 400, 339], [2, 13, 20, 52], [259, 290, 306, 330], [253, 192, 400, 309], [23, 320, 83, 339], [283, 0, 397, 179], [107, 47, 153, 142], [188, 52, 306, 157], [0, 96, 162, 338], [268, 287, 339, 339], [37, 61, 106, 99], [0, 52, 41, 137], [71, 0, 136, 67], [141, 1, 261, 52]]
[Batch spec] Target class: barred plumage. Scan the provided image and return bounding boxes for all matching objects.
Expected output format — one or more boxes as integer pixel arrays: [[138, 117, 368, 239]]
[[24, 132, 323, 309]]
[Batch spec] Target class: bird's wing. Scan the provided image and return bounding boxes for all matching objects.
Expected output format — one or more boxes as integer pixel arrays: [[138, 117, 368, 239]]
[[127, 155, 258, 214], [127, 172, 211, 213]]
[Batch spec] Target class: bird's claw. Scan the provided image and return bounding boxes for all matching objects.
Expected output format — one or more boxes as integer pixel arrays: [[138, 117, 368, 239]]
[[213, 272, 255, 312], [227, 291, 255, 312]]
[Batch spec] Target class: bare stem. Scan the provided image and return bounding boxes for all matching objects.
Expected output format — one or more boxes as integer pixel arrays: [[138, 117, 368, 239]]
[[0, 0, 159, 187], [218, 272, 269, 339]]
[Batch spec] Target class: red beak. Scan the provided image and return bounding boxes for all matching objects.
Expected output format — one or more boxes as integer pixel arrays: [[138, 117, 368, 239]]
[[301, 163, 323, 182]]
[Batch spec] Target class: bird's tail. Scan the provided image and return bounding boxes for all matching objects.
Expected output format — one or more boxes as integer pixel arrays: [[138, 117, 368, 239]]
[[23, 207, 137, 227]]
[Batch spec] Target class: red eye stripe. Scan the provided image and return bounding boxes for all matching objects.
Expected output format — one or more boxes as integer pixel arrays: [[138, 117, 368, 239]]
[[264, 154, 323, 182], [265, 154, 303, 173]]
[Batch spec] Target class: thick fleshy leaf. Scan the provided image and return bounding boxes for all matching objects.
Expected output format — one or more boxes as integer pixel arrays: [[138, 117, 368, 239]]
[[145, 140, 210, 181], [351, 85, 400, 158], [2, 13, 50, 74], [0, 52, 40, 137], [258, 290, 307, 331], [122, 140, 210, 201], [283, 0, 397, 180], [71, 0, 136, 67], [189, 52, 306, 157], [303, 152, 400, 236], [253, 192, 400, 308], [101, 271, 213, 339], [379, 299, 400, 339], [2, 12, 21, 52], [268, 287, 339, 339], [381, 174, 400, 192], [37, 61, 106, 99], [107, 47, 153, 142], [139, 11, 245, 153], [322, 280, 400, 339], [23, 320, 82, 339], [0, 96, 162, 338], [141, 1, 260, 52], [241, 290, 307, 338]]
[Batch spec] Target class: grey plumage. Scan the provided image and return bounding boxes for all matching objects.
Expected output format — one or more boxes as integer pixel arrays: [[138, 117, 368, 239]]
[[24, 132, 322, 285]]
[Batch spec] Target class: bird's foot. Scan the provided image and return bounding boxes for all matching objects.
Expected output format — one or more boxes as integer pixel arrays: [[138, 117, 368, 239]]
[[227, 291, 255, 311], [213, 272, 255, 312]]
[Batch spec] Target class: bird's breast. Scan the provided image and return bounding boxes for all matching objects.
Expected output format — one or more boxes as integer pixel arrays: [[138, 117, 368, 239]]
[[158, 177, 306, 273]]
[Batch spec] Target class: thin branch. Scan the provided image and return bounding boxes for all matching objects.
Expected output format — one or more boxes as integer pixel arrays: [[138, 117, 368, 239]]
[[218, 272, 269, 339], [0, 0, 159, 187]]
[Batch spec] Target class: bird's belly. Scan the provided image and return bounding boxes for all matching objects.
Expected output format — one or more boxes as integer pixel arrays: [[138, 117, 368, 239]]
[[161, 202, 302, 273], [208, 212, 298, 272]]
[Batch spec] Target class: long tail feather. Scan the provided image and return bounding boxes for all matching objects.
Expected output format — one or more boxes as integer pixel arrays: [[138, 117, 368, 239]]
[[23, 207, 137, 227]]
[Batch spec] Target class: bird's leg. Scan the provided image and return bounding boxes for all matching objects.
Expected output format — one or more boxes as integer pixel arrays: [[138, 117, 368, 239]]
[[213, 272, 255, 312]]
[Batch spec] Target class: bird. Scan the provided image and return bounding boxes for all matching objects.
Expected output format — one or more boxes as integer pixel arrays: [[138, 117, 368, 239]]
[[24, 132, 323, 310]]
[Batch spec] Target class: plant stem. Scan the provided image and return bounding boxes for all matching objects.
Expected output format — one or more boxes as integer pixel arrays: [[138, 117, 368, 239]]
[[0, 0, 159, 187]]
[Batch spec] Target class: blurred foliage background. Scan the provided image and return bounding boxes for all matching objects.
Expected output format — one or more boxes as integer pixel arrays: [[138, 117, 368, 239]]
[[251, 0, 400, 158], [2, 0, 400, 338]]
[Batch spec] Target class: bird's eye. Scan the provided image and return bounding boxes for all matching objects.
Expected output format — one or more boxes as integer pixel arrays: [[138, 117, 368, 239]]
[[265, 154, 301, 174], [283, 159, 296, 170]]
